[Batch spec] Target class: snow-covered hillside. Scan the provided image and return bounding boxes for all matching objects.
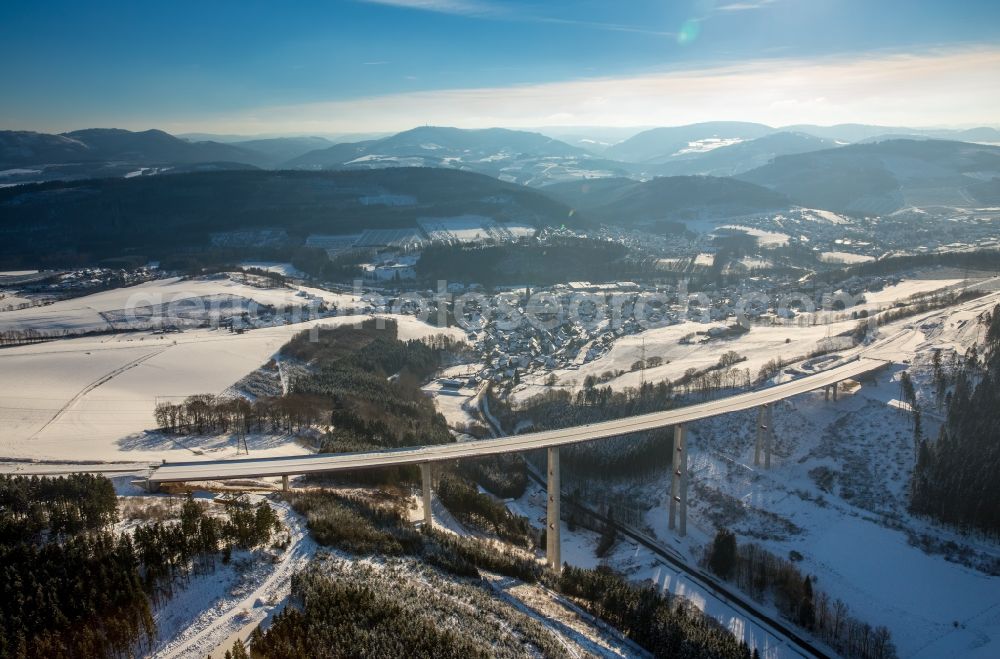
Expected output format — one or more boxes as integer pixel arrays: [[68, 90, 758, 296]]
[[0, 277, 464, 464]]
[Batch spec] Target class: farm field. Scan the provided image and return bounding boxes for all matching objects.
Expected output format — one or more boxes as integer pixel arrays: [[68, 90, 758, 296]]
[[0, 290, 463, 465]]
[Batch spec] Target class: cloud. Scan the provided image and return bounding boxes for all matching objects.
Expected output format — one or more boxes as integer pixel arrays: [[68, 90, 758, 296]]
[[356, 0, 674, 36], [717, 0, 779, 11], [357, 0, 497, 16], [156, 47, 1000, 134]]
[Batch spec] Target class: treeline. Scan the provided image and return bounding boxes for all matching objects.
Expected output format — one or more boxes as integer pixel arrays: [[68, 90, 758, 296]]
[[154, 393, 328, 435], [818, 247, 1000, 283], [0, 475, 281, 658], [416, 236, 650, 286], [436, 473, 536, 547], [705, 529, 897, 659], [0, 473, 116, 542], [490, 383, 676, 482], [911, 305, 1000, 536], [134, 495, 281, 607], [0, 327, 114, 347], [286, 491, 541, 583], [557, 565, 756, 659]]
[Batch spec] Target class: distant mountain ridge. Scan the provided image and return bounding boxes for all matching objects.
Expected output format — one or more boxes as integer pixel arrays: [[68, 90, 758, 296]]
[[0, 128, 265, 167], [2, 123, 998, 201], [604, 122, 775, 164], [284, 125, 634, 186], [738, 139, 1000, 213]]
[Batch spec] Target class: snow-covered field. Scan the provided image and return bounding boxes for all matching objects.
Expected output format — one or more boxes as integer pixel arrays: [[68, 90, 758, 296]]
[[5, 271, 1000, 657], [0, 278, 464, 464], [0, 275, 358, 335], [819, 251, 876, 264], [512, 318, 854, 403]]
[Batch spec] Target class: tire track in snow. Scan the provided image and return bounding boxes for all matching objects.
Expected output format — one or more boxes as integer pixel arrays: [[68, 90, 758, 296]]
[[28, 347, 167, 439]]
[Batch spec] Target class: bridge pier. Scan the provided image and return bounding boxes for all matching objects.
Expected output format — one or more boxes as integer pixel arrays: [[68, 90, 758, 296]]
[[764, 404, 773, 469], [832, 382, 839, 401], [281, 475, 289, 492], [754, 405, 774, 468], [546, 447, 561, 573], [420, 462, 434, 530], [669, 424, 688, 537], [824, 385, 830, 401]]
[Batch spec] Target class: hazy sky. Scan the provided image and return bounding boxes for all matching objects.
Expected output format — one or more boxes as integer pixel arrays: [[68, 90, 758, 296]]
[[1, 0, 998, 134]]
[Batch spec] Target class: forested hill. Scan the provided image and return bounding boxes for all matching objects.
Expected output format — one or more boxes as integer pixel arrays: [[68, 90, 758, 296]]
[[0, 168, 577, 268], [911, 305, 1000, 536]]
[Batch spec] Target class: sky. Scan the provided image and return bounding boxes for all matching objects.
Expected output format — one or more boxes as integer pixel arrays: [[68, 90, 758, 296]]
[[1, 0, 998, 134]]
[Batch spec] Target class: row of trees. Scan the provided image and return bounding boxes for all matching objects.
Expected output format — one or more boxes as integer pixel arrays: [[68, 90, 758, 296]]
[[705, 529, 897, 659], [557, 564, 758, 659], [0, 327, 101, 347], [154, 393, 328, 435]]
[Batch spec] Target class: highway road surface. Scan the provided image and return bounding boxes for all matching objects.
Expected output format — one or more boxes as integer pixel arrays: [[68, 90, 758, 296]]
[[145, 356, 888, 485]]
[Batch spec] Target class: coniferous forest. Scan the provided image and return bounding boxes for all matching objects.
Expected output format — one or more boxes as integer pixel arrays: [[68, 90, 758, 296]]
[[282, 319, 459, 453], [910, 304, 1000, 536], [0, 475, 280, 658]]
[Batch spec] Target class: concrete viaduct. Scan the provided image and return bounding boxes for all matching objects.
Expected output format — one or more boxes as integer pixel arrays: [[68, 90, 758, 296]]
[[142, 357, 888, 573]]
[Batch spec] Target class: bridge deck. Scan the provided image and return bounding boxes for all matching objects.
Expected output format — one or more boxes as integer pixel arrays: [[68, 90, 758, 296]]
[[146, 357, 889, 484]]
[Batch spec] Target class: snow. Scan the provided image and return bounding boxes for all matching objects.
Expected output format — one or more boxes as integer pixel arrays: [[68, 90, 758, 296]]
[[718, 225, 791, 247], [418, 215, 497, 243], [673, 137, 745, 156], [513, 318, 854, 403], [147, 494, 318, 659], [800, 209, 852, 225], [237, 262, 305, 278], [0, 294, 32, 311], [819, 251, 876, 264]]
